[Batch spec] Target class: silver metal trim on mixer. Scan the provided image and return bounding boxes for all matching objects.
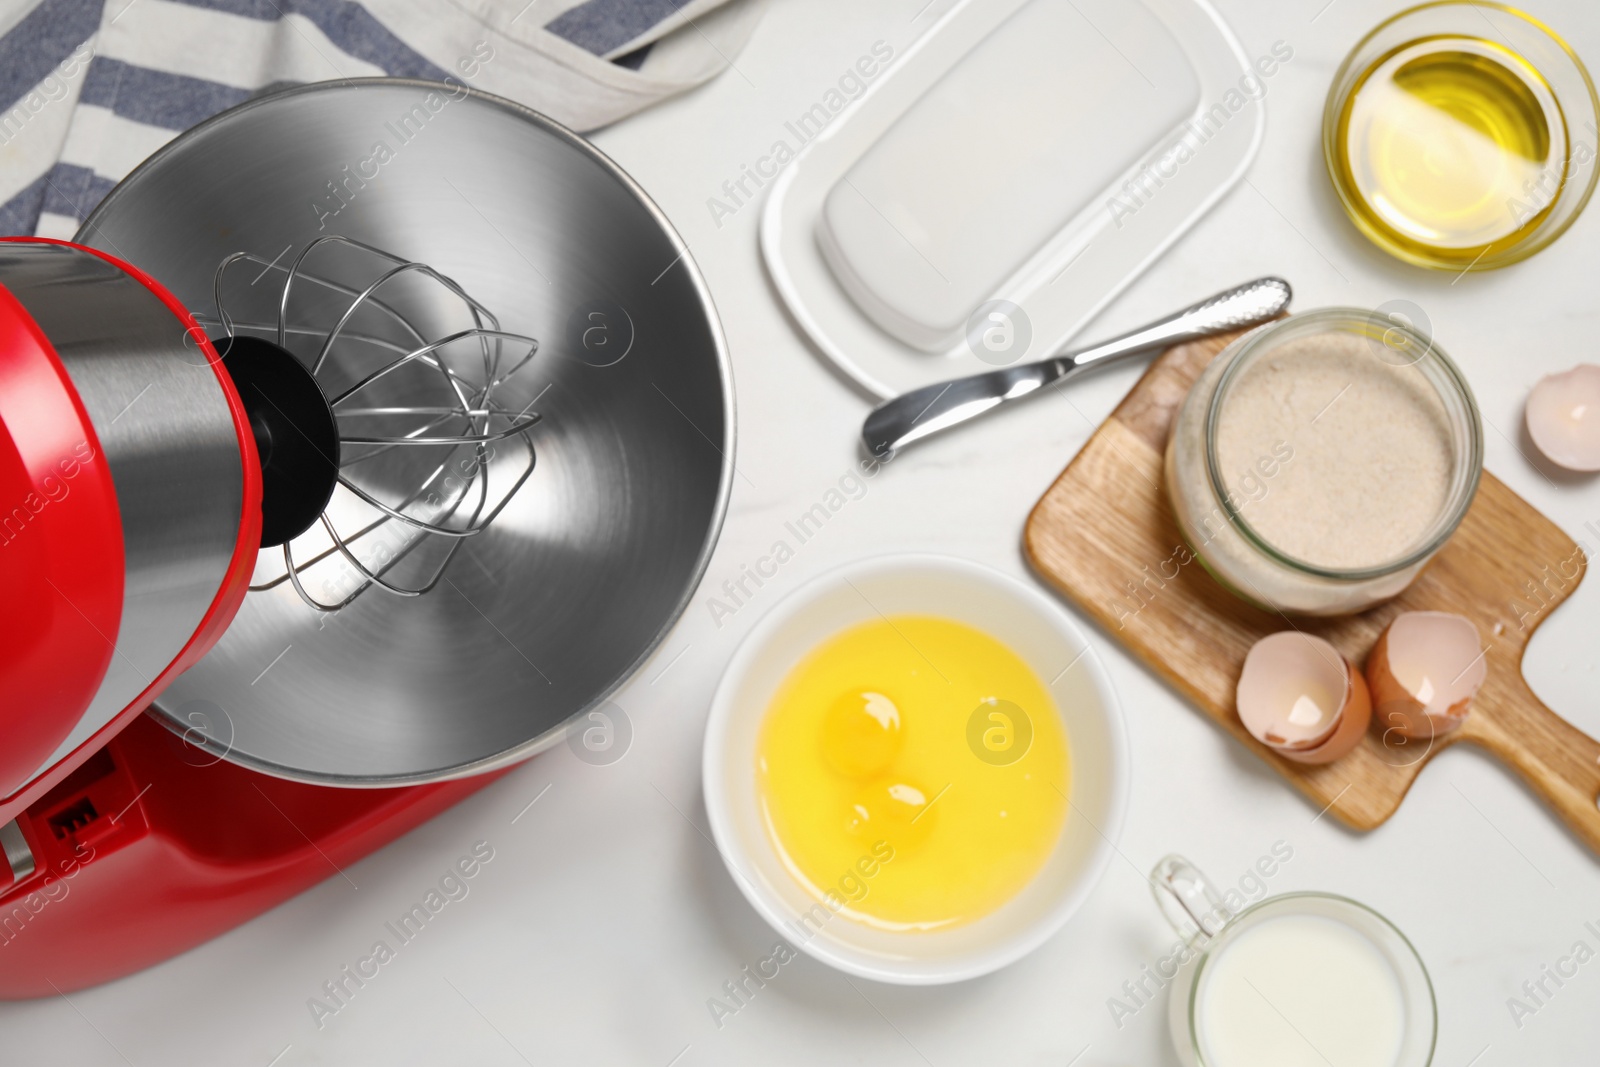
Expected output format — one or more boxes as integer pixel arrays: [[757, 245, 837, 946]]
[[0, 820, 35, 884], [78, 79, 736, 785]]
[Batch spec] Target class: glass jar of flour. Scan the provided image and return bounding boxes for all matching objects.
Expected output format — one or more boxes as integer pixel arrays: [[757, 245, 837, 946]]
[[1165, 308, 1482, 616], [1151, 855, 1437, 1067]]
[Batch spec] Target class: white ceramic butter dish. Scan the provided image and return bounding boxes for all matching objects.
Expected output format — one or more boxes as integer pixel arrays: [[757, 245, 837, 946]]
[[763, 0, 1266, 398]]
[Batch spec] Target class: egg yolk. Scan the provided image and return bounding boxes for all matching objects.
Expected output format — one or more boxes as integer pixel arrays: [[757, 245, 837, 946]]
[[845, 777, 938, 854], [756, 615, 1069, 932], [821, 690, 903, 777]]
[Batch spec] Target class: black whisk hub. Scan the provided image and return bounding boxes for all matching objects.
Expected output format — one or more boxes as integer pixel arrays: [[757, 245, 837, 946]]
[[216, 334, 341, 548]]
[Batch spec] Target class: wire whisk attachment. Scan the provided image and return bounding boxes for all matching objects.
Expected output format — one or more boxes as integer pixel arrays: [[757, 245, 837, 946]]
[[201, 236, 544, 613]]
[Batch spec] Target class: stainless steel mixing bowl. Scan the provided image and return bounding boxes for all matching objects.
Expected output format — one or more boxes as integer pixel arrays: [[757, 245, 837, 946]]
[[78, 80, 734, 784]]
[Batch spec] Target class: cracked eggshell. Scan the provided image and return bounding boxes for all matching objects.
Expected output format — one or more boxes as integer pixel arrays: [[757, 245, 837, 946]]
[[1525, 364, 1600, 472], [1366, 611, 1484, 741], [1279, 658, 1370, 765], [1237, 632, 1371, 764]]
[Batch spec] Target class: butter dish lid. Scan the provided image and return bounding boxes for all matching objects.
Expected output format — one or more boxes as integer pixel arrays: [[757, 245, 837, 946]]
[[817, 0, 1200, 352], [764, 0, 1267, 398]]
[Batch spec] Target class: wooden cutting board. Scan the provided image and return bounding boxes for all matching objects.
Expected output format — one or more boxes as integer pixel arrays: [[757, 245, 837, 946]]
[[1024, 329, 1600, 854]]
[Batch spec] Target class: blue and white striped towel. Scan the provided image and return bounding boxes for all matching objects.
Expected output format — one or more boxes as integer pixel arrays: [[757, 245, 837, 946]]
[[0, 0, 767, 238]]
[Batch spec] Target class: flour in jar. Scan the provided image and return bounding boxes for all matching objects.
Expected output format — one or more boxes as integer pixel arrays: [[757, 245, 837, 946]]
[[1214, 331, 1454, 570]]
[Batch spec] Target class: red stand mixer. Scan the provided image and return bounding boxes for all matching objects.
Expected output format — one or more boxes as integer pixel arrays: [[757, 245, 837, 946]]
[[0, 81, 732, 997]]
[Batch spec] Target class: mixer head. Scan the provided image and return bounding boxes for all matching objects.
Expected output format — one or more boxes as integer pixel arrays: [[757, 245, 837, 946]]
[[200, 235, 543, 612]]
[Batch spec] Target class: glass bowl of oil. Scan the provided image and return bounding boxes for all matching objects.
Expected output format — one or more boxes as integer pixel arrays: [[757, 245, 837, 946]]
[[1324, 2, 1599, 271]]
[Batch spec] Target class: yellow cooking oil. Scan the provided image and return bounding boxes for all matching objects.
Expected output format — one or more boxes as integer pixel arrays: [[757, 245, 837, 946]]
[[1331, 35, 1568, 266], [755, 616, 1068, 932]]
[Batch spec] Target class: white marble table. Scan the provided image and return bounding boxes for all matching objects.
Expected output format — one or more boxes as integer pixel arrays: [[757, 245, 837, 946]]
[[6, 1, 1599, 1063]]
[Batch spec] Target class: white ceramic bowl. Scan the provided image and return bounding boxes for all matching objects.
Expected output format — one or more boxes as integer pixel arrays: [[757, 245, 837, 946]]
[[701, 554, 1128, 984]]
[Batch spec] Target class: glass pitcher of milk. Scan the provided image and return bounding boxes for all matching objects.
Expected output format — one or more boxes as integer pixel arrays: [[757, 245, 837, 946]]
[[1151, 855, 1437, 1067]]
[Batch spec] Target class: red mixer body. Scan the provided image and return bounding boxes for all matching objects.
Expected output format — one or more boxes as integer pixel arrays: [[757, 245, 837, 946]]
[[0, 713, 504, 998], [0, 270, 124, 796], [0, 238, 504, 998]]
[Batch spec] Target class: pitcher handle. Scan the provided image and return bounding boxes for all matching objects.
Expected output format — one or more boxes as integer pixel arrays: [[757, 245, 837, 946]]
[[1150, 854, 1232, 943]]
